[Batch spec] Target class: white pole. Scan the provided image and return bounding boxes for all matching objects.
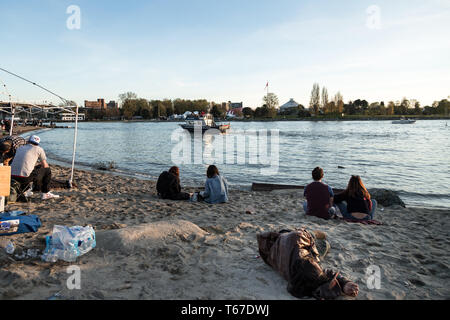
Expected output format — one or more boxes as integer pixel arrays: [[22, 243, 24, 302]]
[[0, 163, 4, 213], [69, 105, 79, 187], [9, 103, 14, 136]]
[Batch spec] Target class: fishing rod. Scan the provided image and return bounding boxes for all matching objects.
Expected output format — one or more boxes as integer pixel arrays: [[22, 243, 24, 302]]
[[0, 67, 79, 188], [0, 67, 69, 104]]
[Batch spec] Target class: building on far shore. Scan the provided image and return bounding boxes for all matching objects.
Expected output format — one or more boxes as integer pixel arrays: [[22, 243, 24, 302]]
[[279, 98, 300, 114], [229, 102, 243, 110], [60, 113, 86, 122], [84, 99, 118, 110]]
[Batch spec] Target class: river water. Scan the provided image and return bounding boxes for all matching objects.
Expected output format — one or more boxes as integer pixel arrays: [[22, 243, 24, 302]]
[[31, 120, 450, 209]]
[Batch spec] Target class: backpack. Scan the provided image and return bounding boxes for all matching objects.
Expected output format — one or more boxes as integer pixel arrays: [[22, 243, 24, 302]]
[[5, 179, 21, 204]]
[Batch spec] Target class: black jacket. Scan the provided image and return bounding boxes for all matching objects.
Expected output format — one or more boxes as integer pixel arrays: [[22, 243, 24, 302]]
[[156, 171, 182, 199], [334, 191, 372, 214]]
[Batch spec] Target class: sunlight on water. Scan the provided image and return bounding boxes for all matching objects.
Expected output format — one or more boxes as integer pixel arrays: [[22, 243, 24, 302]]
[[33, 120, 450, 209]]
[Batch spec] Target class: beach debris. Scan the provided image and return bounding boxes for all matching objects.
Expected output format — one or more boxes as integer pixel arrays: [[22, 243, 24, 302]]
[[368, 188, 406, 208], [47, 291, 62, 300], [42, 225, 96, 263], [4, 210, 26, 217], [94, 161, 117, 171], [245, 207, 256, 215], [4, 240, 15, 254], [12, 248, 41, 260]]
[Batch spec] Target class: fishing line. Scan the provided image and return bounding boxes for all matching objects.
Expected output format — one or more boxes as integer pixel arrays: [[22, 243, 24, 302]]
[[0, 67, 69, 104]]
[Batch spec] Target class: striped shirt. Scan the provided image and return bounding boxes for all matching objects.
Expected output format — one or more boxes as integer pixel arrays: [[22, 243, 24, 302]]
[[0, 135, 27, 160]]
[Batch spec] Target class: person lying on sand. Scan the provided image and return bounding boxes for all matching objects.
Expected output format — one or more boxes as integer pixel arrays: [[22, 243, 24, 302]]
[[10, 135, 60, 200], [0, 135, 27, 166], [303, 167, 338, 220], [257, 228, 359, 300], [334, 175, 377, 220], [156, 166, 191, 201]]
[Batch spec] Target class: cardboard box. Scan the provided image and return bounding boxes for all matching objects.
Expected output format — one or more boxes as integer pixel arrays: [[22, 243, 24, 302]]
[[0, 166, 11, 197]]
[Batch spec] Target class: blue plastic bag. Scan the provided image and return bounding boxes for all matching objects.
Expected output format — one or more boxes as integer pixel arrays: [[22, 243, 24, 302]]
[[0, 215, 42, 236]]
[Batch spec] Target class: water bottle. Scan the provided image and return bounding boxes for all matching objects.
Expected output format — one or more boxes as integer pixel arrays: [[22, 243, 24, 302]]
[[5, 241, 15, 254], [190, 193, 198, 202]]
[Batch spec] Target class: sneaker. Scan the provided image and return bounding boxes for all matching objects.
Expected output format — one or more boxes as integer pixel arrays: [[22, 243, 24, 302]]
[[24, 189, 34, 198], [41, 192, 60, 200]]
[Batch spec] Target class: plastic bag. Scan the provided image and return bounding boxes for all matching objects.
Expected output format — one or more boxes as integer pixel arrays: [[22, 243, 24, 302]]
[[42, 225, 96, 262]]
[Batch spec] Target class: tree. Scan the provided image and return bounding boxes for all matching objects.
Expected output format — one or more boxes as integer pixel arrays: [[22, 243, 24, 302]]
[[263, 93, 279, 110], [386, 101, 395, 115], [254, 107, 264, 118], [334, 92, 344, 113], [136, 99, 151, 119], [327, 101, 336, 114], [162, 99, 174, 116], [436, 99, 450, 115], [368, 102, 381, 115], [321, 87, 329, 113], [242, 107, 254, 118], [118, 92, 138, 105], [122, 99, 138, 119], [211, 104, 226, 118], [309, 83, 320, 115], [151, 100, 167, 118]]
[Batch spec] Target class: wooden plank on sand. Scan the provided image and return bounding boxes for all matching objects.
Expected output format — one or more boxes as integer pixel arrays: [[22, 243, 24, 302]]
[[252, 182, 344, 193], [252, 183, 305, 192]]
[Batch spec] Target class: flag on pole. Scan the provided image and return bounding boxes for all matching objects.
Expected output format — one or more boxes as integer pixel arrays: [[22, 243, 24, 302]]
[[264, 81, 269, 90]]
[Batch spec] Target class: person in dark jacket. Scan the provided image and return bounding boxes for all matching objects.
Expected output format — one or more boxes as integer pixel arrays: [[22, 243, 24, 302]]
[[156, 166, 191, 200], [334, 175, 377, 220], [257, 228, 359, 300], [303, 167, 337, 220]]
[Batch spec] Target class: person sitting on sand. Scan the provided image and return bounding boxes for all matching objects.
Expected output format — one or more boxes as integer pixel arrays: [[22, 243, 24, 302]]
[[156, 166, 191, 201], [201, 165, 229, 204], [257, 228, 359, 300], [0, 135, 27, 166], [334, 175, 377, 220], [10, 135, 60, 200], [303, 167, 337, 220]]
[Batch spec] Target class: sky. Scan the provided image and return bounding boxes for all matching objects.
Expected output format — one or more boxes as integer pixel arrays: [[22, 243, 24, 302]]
[[0, 0, 449, 108]]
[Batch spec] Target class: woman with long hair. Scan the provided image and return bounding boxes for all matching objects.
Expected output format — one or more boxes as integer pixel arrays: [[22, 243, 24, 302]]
[[156, 166, 191, 201], [200, 165, 229, 204], [334, 175, 377, 220]]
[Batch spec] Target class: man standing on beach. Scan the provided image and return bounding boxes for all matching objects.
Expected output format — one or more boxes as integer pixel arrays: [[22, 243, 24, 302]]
[[10, 135, 60, 200], [303, 167, 336, 220], [0, 135, 27, 166]]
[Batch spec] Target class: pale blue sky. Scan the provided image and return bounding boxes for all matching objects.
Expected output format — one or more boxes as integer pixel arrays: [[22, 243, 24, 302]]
[[1, 0, 449, 108]]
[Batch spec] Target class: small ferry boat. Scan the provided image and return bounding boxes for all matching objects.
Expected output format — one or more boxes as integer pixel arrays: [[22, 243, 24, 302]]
[[392, 118, 416, 124], [179, 113, 230, 133]]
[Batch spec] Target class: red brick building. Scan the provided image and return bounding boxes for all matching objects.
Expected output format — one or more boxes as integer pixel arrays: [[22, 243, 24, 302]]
[[85, 99, 118, 110]]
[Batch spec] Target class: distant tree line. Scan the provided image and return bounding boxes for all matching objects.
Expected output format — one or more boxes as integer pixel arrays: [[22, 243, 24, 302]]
[[83, 89, 450, 121], [308, 83, 449, 117]]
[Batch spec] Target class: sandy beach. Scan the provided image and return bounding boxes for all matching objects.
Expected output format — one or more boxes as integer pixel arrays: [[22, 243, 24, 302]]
[[0, 164, 449, 300]]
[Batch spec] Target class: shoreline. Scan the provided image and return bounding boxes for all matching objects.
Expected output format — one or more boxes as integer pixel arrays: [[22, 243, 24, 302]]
[[1, 165, 448, 300], [4, 126, 450, 210], [40, 116, 450, 124]]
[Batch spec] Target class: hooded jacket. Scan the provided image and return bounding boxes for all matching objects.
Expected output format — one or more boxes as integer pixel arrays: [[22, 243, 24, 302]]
[[257, 228, 351, 300]]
